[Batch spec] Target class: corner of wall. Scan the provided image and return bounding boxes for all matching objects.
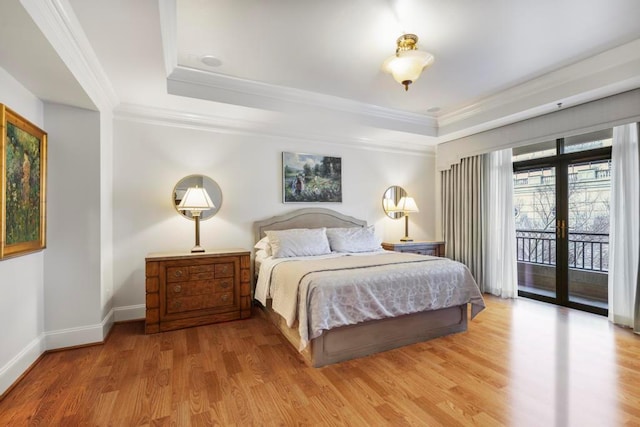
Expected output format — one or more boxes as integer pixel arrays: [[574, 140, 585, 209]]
[[113, 304, 146, 323], [0, 334, 46, 398]]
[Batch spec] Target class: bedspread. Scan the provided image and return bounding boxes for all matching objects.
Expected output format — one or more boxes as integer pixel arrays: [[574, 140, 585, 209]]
[[256, 252, 485, 350]]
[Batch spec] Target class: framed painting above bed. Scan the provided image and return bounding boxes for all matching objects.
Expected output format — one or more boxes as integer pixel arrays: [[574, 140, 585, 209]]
[[282, 152, 342, 203]]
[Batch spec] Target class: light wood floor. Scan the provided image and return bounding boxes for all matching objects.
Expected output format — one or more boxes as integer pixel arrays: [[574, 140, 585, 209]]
[[1, 295, 639, 426]]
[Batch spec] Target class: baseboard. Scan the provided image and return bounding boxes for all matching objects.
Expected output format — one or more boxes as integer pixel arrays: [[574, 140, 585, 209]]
[[102, 308, 114, 340], [0, 308, 127, 399], [0, 334, 46, 398], [113, 304, 145, 322], [44, 322, 105, 350], [42, 303, 146, 349]]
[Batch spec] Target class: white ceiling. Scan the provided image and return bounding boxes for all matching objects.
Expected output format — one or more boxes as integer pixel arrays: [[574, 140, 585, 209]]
[[174, 0, 640, 116], [2, 0, 640, 146]]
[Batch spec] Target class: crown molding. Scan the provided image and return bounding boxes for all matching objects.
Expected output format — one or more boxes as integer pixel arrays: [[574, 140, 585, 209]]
[[167, 66, 438, 138], [437, 38, 640, 139], [20, 0, 119, 111], [436, 88, 640, 171], [436, 76, 640, 145], [114, 103, 435, 156], [159, 1, 436, 138]]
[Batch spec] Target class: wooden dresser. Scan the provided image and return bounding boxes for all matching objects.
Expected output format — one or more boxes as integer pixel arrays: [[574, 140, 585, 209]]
[[145, 249, 251, 333], [382, 241, 446, 257]]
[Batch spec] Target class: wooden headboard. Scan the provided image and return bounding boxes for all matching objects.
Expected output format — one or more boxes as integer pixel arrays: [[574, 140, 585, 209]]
[[253, 208, 367, 243]]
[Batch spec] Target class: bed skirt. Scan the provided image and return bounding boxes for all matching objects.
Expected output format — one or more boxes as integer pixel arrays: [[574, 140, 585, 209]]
[[258, 300, 468, 367]]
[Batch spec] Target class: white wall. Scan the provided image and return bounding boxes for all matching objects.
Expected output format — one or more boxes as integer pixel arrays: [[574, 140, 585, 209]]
[[43, 103, 104, 348], [111, 117, 436, 318], [0, 87, 107, 396], [0, 66, 46, 396], [99, 111, 114, 326]]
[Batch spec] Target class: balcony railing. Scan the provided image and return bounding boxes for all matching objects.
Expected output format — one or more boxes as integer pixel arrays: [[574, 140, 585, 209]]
[[516, 229, 609, 272]]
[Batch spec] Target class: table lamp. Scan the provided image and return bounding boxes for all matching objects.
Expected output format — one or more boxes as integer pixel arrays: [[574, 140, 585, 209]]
[[177, 186, 214, 252], [396, 196, 419, 242]]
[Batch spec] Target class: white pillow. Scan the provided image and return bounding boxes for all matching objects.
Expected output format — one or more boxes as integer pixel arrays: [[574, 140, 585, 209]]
[[265, 228, 331, 258], [255, 249, 270, 261], [254, 236, 272, 256], [326, 226, 381, 253]]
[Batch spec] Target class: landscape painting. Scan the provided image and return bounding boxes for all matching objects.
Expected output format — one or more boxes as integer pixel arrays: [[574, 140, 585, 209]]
[[1, 105, 47, 259], [282, 152, 342, 203]]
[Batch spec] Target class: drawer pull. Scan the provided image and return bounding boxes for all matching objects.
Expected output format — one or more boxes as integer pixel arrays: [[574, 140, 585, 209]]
[[173, 285, 182, 293], [173, 301, 182, 309], [220, 281, 230, 289], [174, 270, 183, 278], [221, 294, 229, 302]]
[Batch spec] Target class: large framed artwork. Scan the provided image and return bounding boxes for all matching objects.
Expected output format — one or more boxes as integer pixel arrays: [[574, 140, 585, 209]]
[[282, 152, 342, 203], [0, 104, 47, 259]]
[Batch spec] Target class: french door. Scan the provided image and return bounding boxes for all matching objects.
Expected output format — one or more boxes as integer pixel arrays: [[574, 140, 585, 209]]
[[513, 137, 611, 315]]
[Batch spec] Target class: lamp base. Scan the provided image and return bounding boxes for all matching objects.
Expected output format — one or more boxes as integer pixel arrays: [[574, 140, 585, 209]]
[[400, 215, 414, 242], [191, 245, 205, 253]]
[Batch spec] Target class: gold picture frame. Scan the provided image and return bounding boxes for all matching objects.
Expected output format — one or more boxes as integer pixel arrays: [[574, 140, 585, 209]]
[[0, 104, 47, 259], [282, 151, 342, 203]]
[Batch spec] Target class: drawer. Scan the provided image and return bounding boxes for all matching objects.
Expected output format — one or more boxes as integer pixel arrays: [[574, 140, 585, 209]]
[[166, 266, 189, 282], [403, 248, 427, 255], [167, 264, 218, 282], [406, 248, 437, 256], [167, 280, 212, 297], [215, 277, 234, 292], [166, 292, 234, 313], [167, 278, 234, 297], [190, 264, 215, 280], [382, 242, 444, 257], [214, 262, 234, 278]]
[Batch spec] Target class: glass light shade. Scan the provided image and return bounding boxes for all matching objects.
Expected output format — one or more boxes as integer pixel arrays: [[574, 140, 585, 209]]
[[382, 50, 434, 85], [396, 196, 419, 213], [177, 186, 215, 213]]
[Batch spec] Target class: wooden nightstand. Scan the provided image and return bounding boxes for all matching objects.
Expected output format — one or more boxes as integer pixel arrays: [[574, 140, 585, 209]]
[[145, 249, 251, 334], [382, 241, 446, 257]]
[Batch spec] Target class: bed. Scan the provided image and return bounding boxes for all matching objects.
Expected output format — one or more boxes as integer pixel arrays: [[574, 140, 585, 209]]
[[253, 207, 485, 367]]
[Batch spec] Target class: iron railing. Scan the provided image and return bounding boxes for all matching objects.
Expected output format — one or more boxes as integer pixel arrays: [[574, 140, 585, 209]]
[[516, 229, 609, 272]]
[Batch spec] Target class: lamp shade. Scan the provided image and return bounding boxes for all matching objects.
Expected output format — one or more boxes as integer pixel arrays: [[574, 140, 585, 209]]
[[382, 50, 434, 85], [396, 196, 419, 213], [383, 198, 397, 212], [382, 33, 434, 91], [177, 186, 215, 213]]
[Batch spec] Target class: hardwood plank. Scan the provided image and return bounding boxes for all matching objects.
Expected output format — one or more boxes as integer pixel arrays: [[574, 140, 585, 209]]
[[2, 296, 640, 425]]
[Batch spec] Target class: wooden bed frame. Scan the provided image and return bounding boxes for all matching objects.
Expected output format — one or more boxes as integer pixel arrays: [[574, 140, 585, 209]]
[[253, 207, 468, 367]]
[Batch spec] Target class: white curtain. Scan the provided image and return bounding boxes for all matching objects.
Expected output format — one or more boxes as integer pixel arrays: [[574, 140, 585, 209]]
[[483, 149, 518, 298], [608, 123, 640, 333], [441, 155, 484, 288]]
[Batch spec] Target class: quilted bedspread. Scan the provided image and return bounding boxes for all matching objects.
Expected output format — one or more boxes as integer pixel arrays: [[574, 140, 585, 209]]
[[255, 252, 485, 350]]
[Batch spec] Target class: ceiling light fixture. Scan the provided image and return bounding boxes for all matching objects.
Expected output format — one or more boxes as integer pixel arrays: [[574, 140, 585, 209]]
[[382, 34, 434, 91]]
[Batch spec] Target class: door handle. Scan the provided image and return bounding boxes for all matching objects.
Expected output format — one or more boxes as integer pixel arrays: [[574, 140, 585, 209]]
[[556, 220, 566, 239]]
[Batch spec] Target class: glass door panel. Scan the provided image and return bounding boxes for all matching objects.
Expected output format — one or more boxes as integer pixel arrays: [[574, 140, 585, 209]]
[[514, 167, 557, 299], [567, 159, 611, 310], [513, 134, 611, 316]]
